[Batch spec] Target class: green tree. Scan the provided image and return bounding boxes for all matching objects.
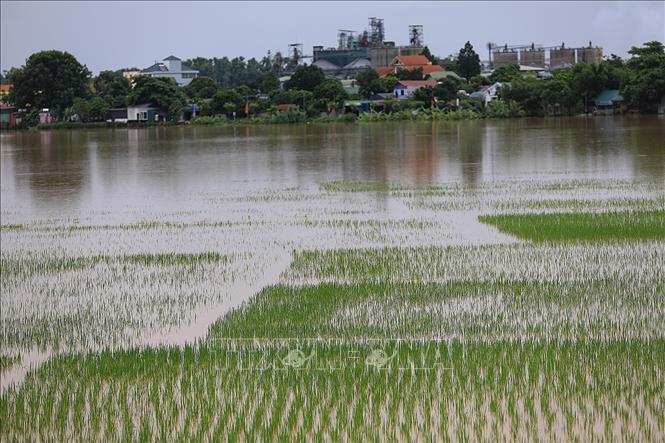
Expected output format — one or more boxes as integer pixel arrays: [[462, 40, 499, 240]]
[[621, 41, 665, 112], [356, 69, 384, 98], [433, 77, 462, 102], [7, 50, 90, 115], [211, 88, 242, 115], [420, 46, 437, 64], [441, 57, 459, 74], [67, 97, 90, 121], [223, 102, 237, 116], [469, 75, 490, 91], [183, 76, 219, 99], [356, 70, 382, 97], [457, 42, 481, 80], [489, 64, 521, 83], [500, 78, 544, 116], [540, 78, 574, 114], [285, 65, 325, 92], [269, 89, 311, 106], [412, 87, 435, 107], [93, 70, 130, 107], [126, 76, 187, 120], [87, 96, 110, 121], [381, 76, 399, 93], [313, 79, 348, 109], [571, 62, 608, 113], [65, 96, 108, 122], [253, 73, 280, 93], [183, 56, 271, 88]]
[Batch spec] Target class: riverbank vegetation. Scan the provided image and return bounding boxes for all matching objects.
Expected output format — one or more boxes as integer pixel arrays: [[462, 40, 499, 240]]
[[2, 41, 663, 129]]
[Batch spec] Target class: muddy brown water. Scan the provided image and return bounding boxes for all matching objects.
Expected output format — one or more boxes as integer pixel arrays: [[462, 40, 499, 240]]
[[2, 117, 663, 218]]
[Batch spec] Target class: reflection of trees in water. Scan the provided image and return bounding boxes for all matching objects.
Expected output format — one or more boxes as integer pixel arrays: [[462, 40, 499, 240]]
[[8, 119, 661, 212], [625, 116, 665, 179], [456, 121, 483, 184], [14, 130, 88, 207]]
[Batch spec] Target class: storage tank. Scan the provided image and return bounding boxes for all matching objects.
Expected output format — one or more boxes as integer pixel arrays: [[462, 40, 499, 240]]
[[492, 50, 518, 68], [550, 48, 575, 69], [520, 49, 545, 67], [577, 46, 603, 64]]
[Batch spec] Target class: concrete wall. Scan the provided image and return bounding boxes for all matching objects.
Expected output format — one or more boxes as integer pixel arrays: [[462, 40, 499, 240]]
[[370, 46, 422, 68], [577, 47, 603, 64], [165, 59, 182, 72], [550, 48, 576, 69], [492, 51, 518, 68], [520, 50, 545, 67]]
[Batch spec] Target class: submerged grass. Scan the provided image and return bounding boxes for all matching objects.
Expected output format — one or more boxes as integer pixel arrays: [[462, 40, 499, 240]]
[[1, 341, 662, 441], [479, 210, 665, 242], [208, 281, 664, 341], [0, 252, 234, 351], [0, 355, 20, 373], [320, 180, 398, 193], [2, 175, 664, 440]]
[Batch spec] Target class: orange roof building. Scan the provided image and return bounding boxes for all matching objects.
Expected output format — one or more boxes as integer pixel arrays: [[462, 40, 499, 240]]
[[393, 55, 431, 66], [375, 55, 445, 79], [0, 84, 12, 106]]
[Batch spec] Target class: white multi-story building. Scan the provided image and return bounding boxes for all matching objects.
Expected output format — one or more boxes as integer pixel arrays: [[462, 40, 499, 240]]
[[140, 56, 198, 86]]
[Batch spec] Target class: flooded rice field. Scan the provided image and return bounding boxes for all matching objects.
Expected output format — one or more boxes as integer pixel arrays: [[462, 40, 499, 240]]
[[1, 117, 664, 440]]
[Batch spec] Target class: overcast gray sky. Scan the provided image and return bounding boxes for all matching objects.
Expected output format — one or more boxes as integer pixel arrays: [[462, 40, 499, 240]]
[[2, 1, 664, 74]]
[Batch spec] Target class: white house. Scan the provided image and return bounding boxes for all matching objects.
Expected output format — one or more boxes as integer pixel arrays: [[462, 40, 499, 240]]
[[141, 56, 199, 86], [469, 82, 510, 106], [392, 79, 438, 100], [127, 103, 167, 122]]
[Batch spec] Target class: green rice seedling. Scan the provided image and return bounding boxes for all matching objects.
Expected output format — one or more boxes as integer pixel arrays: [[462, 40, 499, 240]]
[[320, 181, 398, 193], [283, 243, 664, 286], [0, 355, 20, 373], [479, 210, 665, 242], [1, 340, 662, 441], [2, 163, 663, 441]]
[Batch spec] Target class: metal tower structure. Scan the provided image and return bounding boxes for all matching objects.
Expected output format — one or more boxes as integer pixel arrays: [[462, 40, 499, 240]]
[[368, 17, 385, 47], [338, 30, 357, 49], [285, 43, 312, 72], [409, 25, 424, 47], [288, 43, 303, 66], [486, 42, 496, 68]]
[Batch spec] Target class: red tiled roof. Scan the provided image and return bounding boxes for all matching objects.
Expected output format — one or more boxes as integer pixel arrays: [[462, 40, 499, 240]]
[[420, 65, 444, 74], [377, 64, 444, 78], [397, 80, 438, 87], [394, 55, 430, 66], [277, 104, 296, 111], [376, 67, 394, 77], [0, 84, 12, 93]]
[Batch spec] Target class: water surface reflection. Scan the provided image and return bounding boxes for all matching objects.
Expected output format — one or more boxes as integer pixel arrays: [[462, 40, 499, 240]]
[[1, 117, 663, 217]]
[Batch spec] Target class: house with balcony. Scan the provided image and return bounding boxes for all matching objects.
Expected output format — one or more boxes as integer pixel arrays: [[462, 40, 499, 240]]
[[140, 56, 198, 86]]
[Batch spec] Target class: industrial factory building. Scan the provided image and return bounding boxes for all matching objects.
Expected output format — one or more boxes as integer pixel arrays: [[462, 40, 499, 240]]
[[491, 42, 603, 70], [312, 18, 426, 77]]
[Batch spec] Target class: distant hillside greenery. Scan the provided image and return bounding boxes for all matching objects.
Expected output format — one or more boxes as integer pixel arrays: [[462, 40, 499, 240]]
[[3, 41, 664, 126]]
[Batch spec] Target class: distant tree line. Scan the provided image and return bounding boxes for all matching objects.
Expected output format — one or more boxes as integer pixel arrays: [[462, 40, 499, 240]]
[[2, 41, 664, 126]]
